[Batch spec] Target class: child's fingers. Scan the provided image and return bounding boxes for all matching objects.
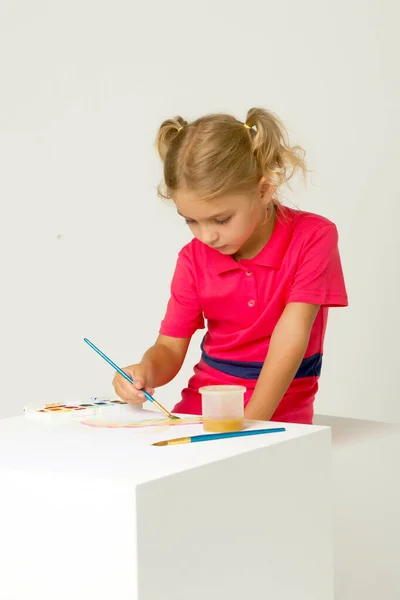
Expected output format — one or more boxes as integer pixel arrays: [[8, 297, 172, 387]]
[[138, 387, 156, 399], [112, 365, 155, 404], [127, 396, 146, 406], [113, 373, 140, 402]]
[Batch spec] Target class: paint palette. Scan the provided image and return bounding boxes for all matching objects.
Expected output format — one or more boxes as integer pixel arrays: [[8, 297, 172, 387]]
[[24, 399, 128, 421]]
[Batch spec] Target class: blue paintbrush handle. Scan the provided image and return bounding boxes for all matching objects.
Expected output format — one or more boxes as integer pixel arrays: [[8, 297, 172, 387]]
[[83, 338, 155, 404], [190, 428, 286, 443]]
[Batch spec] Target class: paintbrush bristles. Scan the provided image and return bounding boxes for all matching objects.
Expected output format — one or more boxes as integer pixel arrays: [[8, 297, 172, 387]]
[[152, 436, 191, 446], [152, 399, 180, 420]]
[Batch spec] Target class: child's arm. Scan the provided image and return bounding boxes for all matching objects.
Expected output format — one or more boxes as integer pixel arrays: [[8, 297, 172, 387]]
[[112, 335, 191, 404], [244, 302, 319, 421], [245, 220, 348, 420], [141, 335, 191, 388]]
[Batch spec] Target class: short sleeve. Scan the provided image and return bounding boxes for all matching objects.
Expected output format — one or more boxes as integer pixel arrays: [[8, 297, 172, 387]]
[[287, 223, 348, 307], [159, 246, 205, 338]]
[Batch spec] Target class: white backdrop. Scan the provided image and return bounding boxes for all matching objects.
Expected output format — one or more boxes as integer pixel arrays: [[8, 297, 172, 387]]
[[0, 0, 399, 422]]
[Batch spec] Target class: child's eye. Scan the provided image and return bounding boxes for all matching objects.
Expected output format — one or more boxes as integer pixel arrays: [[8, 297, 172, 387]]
[[215, 217, 231, 225], [184, 218, 196, 225]]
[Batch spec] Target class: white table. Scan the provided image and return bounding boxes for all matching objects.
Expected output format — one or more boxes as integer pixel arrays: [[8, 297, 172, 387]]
[[0, 407, 333, 600]]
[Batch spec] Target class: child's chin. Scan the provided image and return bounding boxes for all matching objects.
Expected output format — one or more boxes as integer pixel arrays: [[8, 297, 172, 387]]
[[216, 245, 232, 254]]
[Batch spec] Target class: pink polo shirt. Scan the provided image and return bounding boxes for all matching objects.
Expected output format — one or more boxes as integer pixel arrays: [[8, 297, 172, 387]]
[[160, 207, 348, 423]]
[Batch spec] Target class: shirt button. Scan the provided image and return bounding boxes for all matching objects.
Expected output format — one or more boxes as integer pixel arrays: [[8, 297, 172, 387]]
[[248, 299, 255, 307], [246, 271, 253, 277]]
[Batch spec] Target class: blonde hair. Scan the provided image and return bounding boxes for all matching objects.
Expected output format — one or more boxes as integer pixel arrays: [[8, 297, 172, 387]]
[[156, 108, 307, 201]]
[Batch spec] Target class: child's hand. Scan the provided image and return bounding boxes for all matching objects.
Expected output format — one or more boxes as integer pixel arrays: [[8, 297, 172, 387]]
[[112, 364, 155, 405]]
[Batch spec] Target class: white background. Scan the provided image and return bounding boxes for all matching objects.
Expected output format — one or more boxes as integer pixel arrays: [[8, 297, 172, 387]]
[[0, 0, 399, 422]]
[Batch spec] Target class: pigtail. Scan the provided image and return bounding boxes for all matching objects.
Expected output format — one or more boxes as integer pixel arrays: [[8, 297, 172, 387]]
[[156, 116, 188, 162], [245, 107, 307, 186]]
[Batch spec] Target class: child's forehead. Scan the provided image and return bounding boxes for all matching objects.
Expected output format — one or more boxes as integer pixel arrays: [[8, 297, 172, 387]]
[[173, 189, 250, 218]]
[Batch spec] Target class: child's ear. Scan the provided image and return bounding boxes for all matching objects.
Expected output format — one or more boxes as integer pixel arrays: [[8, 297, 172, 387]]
[[258, 177, 275, 201]]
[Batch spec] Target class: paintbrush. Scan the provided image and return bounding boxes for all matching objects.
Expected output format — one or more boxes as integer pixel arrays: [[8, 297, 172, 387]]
[[83, 338, 179, 420], [153, 427, 286, 446]]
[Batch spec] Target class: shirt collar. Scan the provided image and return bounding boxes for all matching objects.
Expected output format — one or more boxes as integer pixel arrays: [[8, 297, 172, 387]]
[[212, 206, 295, 274]]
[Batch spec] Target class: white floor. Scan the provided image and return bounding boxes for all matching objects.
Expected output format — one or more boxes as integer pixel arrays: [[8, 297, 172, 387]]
[[314, 415, 400, 600]]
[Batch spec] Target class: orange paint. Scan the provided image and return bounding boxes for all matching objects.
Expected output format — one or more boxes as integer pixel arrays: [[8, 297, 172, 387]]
[[203, 417, 244, 433]]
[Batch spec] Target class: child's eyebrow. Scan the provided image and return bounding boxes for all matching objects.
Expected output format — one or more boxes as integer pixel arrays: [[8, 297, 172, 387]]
[[177, 210, 230, 220], [177, 210, 196, 221]]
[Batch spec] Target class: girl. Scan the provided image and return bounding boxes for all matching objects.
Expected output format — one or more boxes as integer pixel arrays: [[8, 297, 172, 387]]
[[113, 108, 348, 424]]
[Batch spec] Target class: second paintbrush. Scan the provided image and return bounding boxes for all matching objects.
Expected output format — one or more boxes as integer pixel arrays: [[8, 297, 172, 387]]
[[153, 427, 286, 446]]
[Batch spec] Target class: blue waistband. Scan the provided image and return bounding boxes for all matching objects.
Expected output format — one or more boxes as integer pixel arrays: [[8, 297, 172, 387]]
[[201, 343, 322, 381]]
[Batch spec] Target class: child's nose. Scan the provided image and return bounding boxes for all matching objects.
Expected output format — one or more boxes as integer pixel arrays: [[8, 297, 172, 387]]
[[201, 229, 219, 246]]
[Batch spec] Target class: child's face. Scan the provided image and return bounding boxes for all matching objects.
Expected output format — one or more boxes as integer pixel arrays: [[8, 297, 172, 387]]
[[173, 179, 274, 256]]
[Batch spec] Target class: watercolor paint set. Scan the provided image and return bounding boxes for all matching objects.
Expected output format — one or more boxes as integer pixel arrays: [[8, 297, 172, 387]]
[[24, 398, 128, 421]]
